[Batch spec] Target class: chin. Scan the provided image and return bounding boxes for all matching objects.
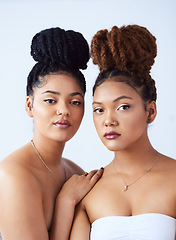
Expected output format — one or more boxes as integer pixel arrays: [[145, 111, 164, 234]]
[[56, 128, 79, 140], [102, 142, 119, 152], [107, 146, 120, 152], [102, 141, 127, 152], [51, 134, 74, 143]]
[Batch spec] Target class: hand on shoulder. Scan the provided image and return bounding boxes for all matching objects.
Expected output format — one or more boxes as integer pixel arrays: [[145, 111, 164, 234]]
[[57, 159, 104, 206]]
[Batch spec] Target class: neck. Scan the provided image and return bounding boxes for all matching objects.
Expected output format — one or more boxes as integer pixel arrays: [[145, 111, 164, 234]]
[[31, 136, 65, 166], [113, 137, 158, 174]]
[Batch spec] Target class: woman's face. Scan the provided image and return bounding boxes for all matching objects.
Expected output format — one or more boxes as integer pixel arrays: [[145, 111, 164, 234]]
[[92, 79, 151, 152], [27, 73, 84, 143]]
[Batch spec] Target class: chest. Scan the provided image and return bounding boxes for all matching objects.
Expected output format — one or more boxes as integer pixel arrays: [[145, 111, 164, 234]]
[[84, 174, 176, 223], [40, 181, 60, 231], [43, 195, 55, 230]]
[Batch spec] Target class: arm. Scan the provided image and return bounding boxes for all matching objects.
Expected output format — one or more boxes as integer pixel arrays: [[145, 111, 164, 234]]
[[50, 169, 103, 240], [0, 169, 49, 240], [0, 166, 103, 240], [69, 202, 90, 240]]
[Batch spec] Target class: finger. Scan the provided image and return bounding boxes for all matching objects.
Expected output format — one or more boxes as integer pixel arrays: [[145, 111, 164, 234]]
[[90, 167, 104, 183], [86, 170, 98, 179], [83, 172, 88, 177]]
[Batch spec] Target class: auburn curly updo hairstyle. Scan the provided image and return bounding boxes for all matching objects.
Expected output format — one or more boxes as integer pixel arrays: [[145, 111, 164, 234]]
[[91, 25, 157, 103], [27, 27, 90, 96]]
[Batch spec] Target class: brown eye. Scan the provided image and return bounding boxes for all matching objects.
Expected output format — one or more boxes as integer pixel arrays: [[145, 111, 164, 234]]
[[118, 104, 130, 111], [44, 99, 56, 104], [70, 101, 82, 106], [93, 108, 104, 114]]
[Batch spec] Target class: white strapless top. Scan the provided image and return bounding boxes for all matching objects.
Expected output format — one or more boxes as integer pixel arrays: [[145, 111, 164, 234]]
[[90, 213, 176, 240]]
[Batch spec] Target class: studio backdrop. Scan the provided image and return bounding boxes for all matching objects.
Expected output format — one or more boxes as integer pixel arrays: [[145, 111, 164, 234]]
[[0, 0, 176, 170]]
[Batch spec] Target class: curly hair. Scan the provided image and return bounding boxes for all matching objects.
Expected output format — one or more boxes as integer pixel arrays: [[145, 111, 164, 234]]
[[91, 25, 157, 102], [27, 27, 90, 96]]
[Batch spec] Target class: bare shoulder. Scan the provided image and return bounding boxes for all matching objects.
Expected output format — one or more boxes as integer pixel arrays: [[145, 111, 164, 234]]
[[159, 153, 176, 180], [0, 146, 49, 239], [62, 158, 84, 178], [0, 144, 41, 194], [160, 153, 176, 169], [0, 147, 42, 219], [1, 143, 31, 166], [0, 159, 41, 195]]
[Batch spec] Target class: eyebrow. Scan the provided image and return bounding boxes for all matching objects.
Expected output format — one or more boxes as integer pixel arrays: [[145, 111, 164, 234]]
[[42, 90, 84, 98], [42, 90, 60, 95], [92, 95, 133, 105]]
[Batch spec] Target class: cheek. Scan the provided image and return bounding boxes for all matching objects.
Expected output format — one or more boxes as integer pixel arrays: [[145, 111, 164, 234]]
[[93, 116, 102, 135], [73, 109, 84, 125], [124, 111, 147, 132], [33, 103, 50, 116]]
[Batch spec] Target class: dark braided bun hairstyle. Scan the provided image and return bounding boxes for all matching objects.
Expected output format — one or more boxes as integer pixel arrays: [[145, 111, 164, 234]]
[[91, 25, 157, 102], [27, 27, 90, 96]]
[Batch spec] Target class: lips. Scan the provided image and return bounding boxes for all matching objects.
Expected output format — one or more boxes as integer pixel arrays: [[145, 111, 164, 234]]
[[104, 131, 121, 139], [54, 120, 71, 129]]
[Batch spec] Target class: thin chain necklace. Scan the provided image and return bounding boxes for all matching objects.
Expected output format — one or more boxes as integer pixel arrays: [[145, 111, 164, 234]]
[[113, 152, 159, 192], [30, 139, 65, 188]]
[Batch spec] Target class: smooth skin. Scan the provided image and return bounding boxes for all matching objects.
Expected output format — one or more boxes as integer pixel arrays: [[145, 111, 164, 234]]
[[0, 74, 103, 240], [70, 79, 176, 239]]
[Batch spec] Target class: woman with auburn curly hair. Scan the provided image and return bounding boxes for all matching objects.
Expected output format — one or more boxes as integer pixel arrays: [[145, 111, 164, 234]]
[[70, 25, 176, 239], [0, 27, 103, 240]]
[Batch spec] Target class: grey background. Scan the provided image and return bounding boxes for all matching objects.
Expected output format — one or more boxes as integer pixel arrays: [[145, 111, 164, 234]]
[[0, 0, 175, 171]]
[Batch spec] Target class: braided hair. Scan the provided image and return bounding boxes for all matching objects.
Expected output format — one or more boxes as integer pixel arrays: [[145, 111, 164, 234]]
[[27, 27, 90, 96], [91, 25, 157, 102]]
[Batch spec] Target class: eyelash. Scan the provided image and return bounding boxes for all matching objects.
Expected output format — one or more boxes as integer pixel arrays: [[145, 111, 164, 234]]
[[70, 101, 82, 106], [44, 99, 82, 106], [44, 99, 56, 104], [117, 104, 131, 111], [93, 108, 104, 114], [93, 104, 131, 114]]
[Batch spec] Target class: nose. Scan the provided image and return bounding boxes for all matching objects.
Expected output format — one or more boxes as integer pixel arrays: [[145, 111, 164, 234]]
[[104, 119, 118, 127], [104, 113, 118, 127], [56, 103, 70, 117]]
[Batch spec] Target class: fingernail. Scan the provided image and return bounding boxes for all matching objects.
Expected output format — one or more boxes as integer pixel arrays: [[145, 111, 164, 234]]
[[101, 167, 104, 170]]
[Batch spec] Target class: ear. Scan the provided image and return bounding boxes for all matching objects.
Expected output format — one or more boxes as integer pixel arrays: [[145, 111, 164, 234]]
[[146, 101, 157, 123], [25, 96, 33, 118]]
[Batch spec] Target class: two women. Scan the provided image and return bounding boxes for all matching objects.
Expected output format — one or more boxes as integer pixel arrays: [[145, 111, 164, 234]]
[[70, 25, 176, 239], [1, 24, 175, 240]]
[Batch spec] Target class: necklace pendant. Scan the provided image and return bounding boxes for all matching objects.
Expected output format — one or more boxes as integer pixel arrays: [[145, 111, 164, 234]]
[[123, 185, 128, 192]]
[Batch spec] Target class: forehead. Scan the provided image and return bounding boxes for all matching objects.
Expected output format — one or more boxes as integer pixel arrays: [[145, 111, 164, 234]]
[[93, 80, 141, 101], [34, 73, 83, 95]]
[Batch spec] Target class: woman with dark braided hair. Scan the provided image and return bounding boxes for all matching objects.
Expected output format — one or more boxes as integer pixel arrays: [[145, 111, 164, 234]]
[[70, 25, 176, 239], [0, 27, 103, 240]]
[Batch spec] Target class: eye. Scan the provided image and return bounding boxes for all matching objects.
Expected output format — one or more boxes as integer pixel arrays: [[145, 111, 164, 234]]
[[44, 99, 56, 104], [93, 108, 104, 114], [70, 100, 82, 106], [117, 104, 130, 111]]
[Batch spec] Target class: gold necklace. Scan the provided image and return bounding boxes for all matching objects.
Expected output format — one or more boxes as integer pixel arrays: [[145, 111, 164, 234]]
[[113, 152, 159, 192], [30, 140, 65, 188]]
